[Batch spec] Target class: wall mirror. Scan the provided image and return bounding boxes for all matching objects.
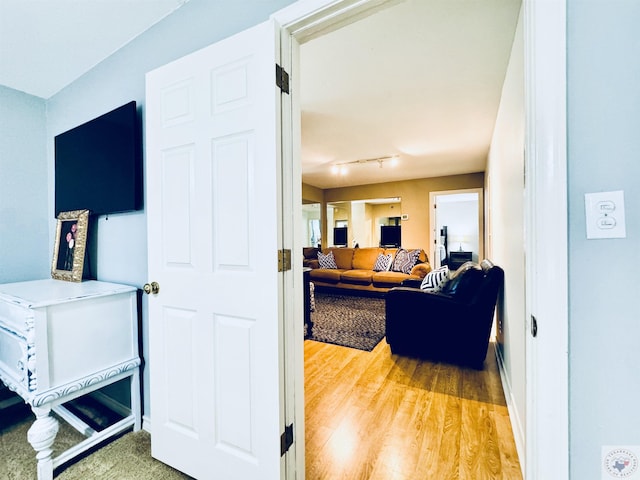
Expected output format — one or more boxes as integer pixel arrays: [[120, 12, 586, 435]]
[[302, 203, 322, 247], [327, 197, 401, 247]]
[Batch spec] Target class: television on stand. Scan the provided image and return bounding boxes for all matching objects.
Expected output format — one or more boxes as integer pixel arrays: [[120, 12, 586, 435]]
[[333, 227, 348, 247], [380, 225, 401, 247]]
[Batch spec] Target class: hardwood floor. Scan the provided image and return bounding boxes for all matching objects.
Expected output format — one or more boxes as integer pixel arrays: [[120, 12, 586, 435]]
[[304, 339, 522, 480]]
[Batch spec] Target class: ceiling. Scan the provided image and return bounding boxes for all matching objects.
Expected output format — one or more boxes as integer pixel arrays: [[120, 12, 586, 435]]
[[0, 0, 521, 189], [0, 0, 189, 99], [300, 0, 522, 189]]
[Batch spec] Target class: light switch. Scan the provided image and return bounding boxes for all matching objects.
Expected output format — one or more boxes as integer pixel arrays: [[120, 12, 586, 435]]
[[585, 190, 626, 239]]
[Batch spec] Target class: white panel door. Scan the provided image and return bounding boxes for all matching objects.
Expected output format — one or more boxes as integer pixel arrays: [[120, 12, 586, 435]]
[[145, 20, 283, 480]]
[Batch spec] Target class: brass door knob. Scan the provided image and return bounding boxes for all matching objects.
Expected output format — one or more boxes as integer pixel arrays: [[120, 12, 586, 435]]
[[143, 282, 160, 295]]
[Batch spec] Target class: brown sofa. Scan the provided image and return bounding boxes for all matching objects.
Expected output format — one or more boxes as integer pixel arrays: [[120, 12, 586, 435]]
[[307, 247, 431, 293], [303, 247, 320, 268]]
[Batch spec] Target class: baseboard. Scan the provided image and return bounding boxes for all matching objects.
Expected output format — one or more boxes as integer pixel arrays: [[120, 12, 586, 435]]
[[493, 343, 525, 476], [142, 415, 152, 433]]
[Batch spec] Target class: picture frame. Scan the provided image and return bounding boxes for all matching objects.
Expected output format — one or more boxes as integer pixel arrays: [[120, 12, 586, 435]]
[[51, 209, 90, 282]]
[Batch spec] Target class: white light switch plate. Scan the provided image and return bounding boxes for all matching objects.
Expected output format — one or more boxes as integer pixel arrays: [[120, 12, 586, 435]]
[[585, 191, 626, 239]]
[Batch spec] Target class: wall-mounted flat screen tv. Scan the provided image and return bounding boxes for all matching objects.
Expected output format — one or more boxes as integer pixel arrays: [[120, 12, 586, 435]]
[[333, 227, 348, 246], [380, 225, 401, 247], [55, 101, 142, 216]]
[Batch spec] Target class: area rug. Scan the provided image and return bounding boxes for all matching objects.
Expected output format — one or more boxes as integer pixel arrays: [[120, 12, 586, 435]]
[[308, 292, 386, 351]]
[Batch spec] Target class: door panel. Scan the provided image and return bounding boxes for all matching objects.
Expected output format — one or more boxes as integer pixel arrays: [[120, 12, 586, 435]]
[[145, 20, 283, 480]]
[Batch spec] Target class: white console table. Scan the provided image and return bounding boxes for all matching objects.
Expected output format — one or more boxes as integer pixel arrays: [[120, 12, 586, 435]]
[[0, 279, 141, 480]]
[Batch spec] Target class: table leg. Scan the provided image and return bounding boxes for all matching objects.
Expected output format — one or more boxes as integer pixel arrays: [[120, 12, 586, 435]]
[[130, 370, 142, 431], [303, 271, 313, 338], [27, 405, 59, 480]]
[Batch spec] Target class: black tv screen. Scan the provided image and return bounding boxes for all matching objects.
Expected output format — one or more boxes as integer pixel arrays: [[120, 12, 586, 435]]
[[55, 101, 142, 216], [333, 227, 348, 246], [380, 225, 401, 247]]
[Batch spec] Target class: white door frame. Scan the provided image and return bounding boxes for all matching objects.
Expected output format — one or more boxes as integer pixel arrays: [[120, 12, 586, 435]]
[[523, 0, 568, 478], [273, 0, 569, 478]]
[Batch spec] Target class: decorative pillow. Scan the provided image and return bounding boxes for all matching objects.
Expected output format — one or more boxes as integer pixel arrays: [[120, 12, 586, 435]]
[[317, 251, 338, 269], [373, 253, 393, 272], [420, 265, 450, 292], [391, 249, 421, 274]]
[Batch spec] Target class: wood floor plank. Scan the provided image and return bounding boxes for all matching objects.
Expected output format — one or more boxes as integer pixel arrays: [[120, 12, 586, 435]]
[[305, 338, 522, 480]]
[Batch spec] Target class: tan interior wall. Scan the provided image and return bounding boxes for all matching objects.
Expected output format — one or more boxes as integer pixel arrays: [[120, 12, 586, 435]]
[[302, 183, 324, 203], [320, 173, 485, 258]]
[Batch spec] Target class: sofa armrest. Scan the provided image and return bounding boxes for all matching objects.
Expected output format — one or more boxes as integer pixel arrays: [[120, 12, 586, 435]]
[[410, 262, 431, 278], [306, 259, 320, 269]]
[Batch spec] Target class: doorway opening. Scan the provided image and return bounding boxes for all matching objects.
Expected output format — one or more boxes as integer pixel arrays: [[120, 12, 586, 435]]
[[430, 188, 484, 269], [277, 0, 569, 478], [292, 1, 524, 478]]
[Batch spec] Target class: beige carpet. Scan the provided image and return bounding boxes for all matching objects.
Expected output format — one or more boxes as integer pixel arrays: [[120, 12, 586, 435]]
[[0, 401, 191, 480]]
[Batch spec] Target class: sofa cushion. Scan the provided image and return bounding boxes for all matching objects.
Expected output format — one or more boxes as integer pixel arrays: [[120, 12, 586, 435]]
[[318, 251, 338, 269], [352, 247, 383, 270], [373, 253, 393, 272], [329, 248, 355, 269], [341, 269, 374, 285], [440, 262, 484, 300], [420, 265, 450, 292], [309, 268, 344, 283], [391, 248, 421, 274], [372, 271, 415, 288]]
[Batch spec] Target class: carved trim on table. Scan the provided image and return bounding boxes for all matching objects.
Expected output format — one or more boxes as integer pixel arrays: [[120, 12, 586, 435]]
[[31, 358, 141, 407], [0, 369, 29, 400], [25, 315, 37, 391]]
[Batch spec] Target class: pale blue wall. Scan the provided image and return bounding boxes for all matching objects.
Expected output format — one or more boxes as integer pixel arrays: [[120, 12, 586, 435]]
[[568, 1, 640, 478], [45, 0, 296, 417], [0, 86, 49, 283], [12, 3, 638, 472]]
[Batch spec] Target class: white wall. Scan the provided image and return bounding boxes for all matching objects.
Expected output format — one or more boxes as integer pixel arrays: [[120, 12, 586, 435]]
[[485, 4, 525, 459], [42, 0, 297, 417], [567, 1, 640, 478], [0, 86, 49, 283]]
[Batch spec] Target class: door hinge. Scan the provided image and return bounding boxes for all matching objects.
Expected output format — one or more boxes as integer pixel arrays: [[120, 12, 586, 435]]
[[531, 315, 538, 337], [276, 64, 290, 94], [278, 249, 292, 272], [280, 423, 294, 456]]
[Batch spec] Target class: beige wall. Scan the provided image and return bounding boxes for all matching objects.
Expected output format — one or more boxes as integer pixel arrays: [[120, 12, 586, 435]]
[[302, 183, 323, 203], [320, 173, 484, 257], [485, 6, 525, 455]]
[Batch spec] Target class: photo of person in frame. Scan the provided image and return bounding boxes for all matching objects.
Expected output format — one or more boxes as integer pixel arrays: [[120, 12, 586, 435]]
[[56, 220, 78, 271]]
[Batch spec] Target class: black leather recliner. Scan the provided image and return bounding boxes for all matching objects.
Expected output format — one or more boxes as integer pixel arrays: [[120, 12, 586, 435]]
[[385, 259, 504, 369]]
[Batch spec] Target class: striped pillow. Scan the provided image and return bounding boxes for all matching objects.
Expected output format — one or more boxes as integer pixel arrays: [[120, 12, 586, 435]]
[[391, 248, 421, 274], [373, 253, 393, 272], [317, 251, 338, 269], [420, 265, 450, 292]]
